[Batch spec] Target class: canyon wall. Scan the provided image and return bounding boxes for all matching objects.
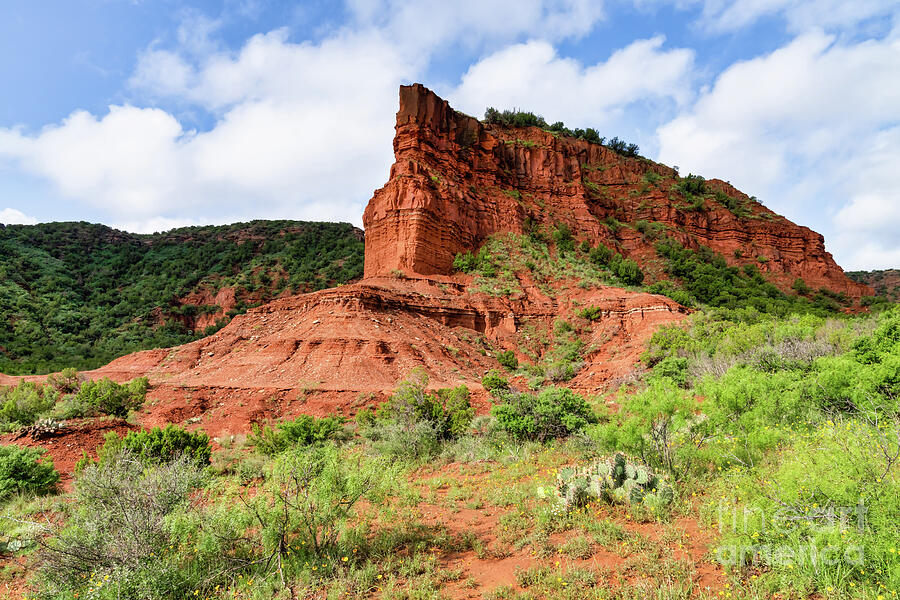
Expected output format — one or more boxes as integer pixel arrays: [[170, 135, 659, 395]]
[[363, 84, 870, 298]]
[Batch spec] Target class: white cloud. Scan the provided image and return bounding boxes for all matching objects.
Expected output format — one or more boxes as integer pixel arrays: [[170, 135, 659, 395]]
[[0, 208, 38, 225], [2, 0, 617, 229], [1, 106, 185, 216], [449, 36, 694, 127], [2, 29, 410, 226], [112, 215, 211, 234], [640, 0, 899, 34], [347, 0, 606, 53], [657, 29, 900, 270]]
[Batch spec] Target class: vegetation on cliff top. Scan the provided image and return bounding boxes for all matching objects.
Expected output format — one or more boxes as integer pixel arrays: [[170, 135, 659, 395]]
[[483, 107, 641, 157], [0, 220, 363, 374]]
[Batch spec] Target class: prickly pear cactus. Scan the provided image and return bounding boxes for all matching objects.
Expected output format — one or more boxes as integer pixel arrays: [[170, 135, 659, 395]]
[[554, 453, 674, 511], [25, 418, 66, 440]]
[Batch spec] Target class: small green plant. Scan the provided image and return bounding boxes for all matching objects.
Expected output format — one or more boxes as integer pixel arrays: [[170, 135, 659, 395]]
[[551, 223, 575, 253], [555, 453, 674, 512], [492, 386, 595, 441], [249, 414, 346, 455], [0, 445, 60, 500], [577, 306, 603, 321], [122, 424, 212, 466], [59, 377, 148, 418], [481, 370, 509, 394], [792, 277, 811, 295], [496, 350, 519, 371], [362, 370, 474, 458], [80, 425, 212, 469], [0, 381, 57, 431]]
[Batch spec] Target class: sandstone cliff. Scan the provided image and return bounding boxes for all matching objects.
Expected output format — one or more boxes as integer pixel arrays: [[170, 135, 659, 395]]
[[363, 84, 869, 298]]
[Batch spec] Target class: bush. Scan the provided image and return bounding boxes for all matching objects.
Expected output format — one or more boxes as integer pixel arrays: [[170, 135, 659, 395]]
[[675, 174, 707, 197], [249, 414, 346, 455], [122, 424, 212, 466], [484, 107, 548, 129], [453, 251, 478, 273], [551, 223, 575, 253], [362, 370, 474, 458], [577, 306, 603, 321], [613, 256, 644, 286], [0, 445, 59, 500], [496, 350, 519, 371], [62, 377, 148, 418], [592, 378, 703, 479], [45, 368, 81, 394], [248, 444, 397, 557], [39, 450, 207, 598], [481, 370, 509, 394], [713, 416, 900, 595], [0, 381, 57, 431], [588, 244, 615, 267], [606, 136, 640, 157], [492, 386, 595, 441]]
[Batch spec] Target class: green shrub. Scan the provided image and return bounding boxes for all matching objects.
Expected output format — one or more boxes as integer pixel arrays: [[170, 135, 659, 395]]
[[481, 370, 509, 394], [453, 251, 478, 273], [496, 350, 519, 370], [250, 444, 397, 557], [592, 378, 702, 479], [0, 381, 57, 431], [249, 414, 346, 455], [588, 244, 614, 267], [713, 416, 900, 596], [492, 387, 595, 441], [577, 306, 603, 321], [613, 256, 644, 286], [39, 450, 208, 599], [122, 424, 212, 466], [62, 377, 148, 418], [649, 356, 688, 386], [0, 445, 59, 500], [606, 136, 640, 157], [551, 223, 575, 253], [675, 174, 707, 196], [362, 370, 474, 458], [45, 368, 81, 394]]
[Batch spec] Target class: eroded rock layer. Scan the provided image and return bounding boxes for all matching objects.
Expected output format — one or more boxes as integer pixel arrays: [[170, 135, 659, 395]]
[[363, 84, 869, 298]]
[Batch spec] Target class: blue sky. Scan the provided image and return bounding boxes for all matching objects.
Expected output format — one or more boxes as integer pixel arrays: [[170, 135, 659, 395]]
[[0, 0, 898, 270]]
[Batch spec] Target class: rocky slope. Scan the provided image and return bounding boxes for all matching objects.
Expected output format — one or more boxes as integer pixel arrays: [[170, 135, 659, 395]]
[[363, 84, 869, 298], [82, 276, 685, 438], [847, 269, 900, 302]]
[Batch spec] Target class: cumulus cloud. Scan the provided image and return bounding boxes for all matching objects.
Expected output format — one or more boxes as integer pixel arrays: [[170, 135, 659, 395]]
[[347, 0, 606, 52], [0, 208, 38, 225], [2, 29, 410, 230], [657, 29, 900, 269], [449, 36, 694, 127], [640, 0, 898, 34], [0, 0, 624, 233]]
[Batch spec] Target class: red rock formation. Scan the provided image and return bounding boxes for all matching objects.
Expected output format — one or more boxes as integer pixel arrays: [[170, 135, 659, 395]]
[[87, 276, 686, 438], [363, 84, 870, 298]]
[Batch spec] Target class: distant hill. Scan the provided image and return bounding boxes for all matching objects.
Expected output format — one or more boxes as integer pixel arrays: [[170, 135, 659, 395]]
[[0, 220, 363, 374], [847, 269, 900, 302]]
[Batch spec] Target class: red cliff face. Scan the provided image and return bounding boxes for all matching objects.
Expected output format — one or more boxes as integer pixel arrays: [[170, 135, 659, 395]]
[[363, 84, 870, 298]]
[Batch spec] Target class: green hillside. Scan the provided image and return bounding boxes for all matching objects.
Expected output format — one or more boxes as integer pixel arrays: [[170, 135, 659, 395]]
[[0, 220, 364, 375]]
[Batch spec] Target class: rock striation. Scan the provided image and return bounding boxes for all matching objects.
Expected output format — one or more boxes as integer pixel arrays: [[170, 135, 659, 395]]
[[363, 84, 870, 298]]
